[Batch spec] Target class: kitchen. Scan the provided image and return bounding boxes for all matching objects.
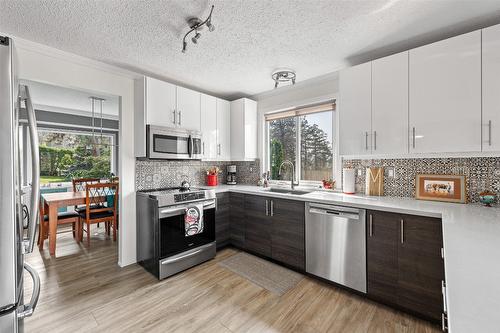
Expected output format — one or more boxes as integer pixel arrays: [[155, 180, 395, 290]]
[[1, 1, 500, 333]]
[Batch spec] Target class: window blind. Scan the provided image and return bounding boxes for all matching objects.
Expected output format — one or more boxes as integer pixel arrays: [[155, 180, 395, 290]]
[[264, 101, 336, 121]]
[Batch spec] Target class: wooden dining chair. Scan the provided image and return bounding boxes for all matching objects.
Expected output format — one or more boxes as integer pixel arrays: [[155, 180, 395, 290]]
[[72, 177, 101, 212], [78, 182, 119, 246], [38, 200, 81, 250]]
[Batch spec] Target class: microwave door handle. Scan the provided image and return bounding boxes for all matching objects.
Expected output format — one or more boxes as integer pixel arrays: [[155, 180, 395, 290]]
[[21, 85, 40, 254], [188, 135, 193, 158]]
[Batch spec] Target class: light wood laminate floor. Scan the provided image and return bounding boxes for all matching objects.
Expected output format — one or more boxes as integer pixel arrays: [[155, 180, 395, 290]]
[[25, 230, 441, 333]]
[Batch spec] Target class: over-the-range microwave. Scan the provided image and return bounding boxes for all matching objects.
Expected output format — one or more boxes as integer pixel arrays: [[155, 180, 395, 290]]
[[146, 125, 202, 160]]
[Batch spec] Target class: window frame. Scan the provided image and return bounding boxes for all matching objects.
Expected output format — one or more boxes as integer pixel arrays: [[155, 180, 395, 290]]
[[265, 107, 336, 186], [35, 127, 116, 186]]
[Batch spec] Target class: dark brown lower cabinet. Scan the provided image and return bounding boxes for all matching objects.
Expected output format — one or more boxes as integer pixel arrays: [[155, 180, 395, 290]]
[[270, 198, 305, 270], [229, 193, 245, 248], [215, 193, 230, 248], [367, 210, 444, 322], [244, 194, 272, 257]]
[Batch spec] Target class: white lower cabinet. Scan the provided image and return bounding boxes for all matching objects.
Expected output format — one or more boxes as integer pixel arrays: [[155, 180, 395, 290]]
[[200, 93, 217, 159], [409, 31, 481, 153], [482, 24, 500, 152], [216, 98, 231, 160]]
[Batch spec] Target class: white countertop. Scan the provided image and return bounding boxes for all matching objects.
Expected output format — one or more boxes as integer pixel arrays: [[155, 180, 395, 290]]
[[202, 184, 500, 333]]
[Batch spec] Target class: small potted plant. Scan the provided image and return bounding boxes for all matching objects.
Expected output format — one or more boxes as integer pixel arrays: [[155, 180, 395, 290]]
[[322, 179, 336, 190], [206, 166, 221, 186]]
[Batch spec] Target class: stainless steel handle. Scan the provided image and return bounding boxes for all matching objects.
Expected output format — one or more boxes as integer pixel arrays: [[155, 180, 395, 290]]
[[308, 207, 360, 220], [488, 120, 492, 146], [159, 200, 216, 217], [218, 144, 221, 156], [369, 214, 373, 237], [270, 200, 274, 216], [173, 109, 176, 124], [374, 131, 377, 151], [412, 127, 416, 149], [400, 219, 404, 244], [202, 142, 205, 155], [178, 110, 181, 126], [17, 263, 40, 319], [365, 132, 368, 150], [161, 243, 214, 265], [442, 313, 448, 332], [21, 85, 40, 254], [442, 280, 448, 314], [265, 200, 269, 216]]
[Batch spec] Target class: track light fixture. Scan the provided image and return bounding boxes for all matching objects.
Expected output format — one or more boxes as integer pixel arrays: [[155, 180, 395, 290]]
[[181, 5, 215, 53], [272, 69, 297, 89]]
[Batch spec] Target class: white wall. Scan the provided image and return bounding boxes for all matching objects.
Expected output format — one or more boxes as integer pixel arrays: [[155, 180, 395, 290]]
[[12, 35, 139, 266], [252, 72, 339, 174]]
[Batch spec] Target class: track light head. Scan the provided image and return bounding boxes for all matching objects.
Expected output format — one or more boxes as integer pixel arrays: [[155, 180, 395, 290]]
[[192, 32, 201, 44], [182, 40, 187, 53], [207, 20, 215, 32]]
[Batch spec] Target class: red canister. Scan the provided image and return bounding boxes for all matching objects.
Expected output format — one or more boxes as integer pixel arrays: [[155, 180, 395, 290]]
[[206, 174, 218, 186]]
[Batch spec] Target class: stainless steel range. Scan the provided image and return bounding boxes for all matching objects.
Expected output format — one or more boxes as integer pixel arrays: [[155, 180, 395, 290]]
[[136, 187, 216, 280]]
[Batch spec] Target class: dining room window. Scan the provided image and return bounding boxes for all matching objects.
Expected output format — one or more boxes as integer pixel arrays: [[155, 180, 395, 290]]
[[265, 101, 336, 184], [38, 129, 115, 185]]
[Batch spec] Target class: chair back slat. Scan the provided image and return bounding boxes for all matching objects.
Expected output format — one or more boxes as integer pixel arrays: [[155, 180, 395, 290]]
[[84, 182, 119, 219], [72, 178, 101, 192]]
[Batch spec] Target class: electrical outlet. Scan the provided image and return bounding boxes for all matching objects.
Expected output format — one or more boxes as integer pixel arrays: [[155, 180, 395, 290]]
[[388, 168, 395, 178], [357, 169, 362, 176]]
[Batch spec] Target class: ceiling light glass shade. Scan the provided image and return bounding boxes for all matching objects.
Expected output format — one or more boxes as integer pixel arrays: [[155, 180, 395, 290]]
[[192, 32, 201, 44]]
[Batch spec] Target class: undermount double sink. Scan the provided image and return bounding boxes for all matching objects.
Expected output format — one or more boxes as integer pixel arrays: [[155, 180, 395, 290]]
[[264, 187, 312, 196]]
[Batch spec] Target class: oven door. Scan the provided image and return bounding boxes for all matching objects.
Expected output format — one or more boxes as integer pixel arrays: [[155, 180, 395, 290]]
[[158, 200, 216, 258]]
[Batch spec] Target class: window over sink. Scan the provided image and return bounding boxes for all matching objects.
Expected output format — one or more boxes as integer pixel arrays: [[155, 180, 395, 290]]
[[265, 102, 335, 185]]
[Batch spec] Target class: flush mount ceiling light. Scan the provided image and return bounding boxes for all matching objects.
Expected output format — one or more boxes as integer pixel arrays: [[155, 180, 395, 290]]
[[182, 5, 215, 53], [272, 69, 296, 89]]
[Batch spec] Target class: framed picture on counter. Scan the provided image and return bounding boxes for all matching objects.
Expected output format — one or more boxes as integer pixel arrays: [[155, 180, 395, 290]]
[[415, 174, 466, 203]]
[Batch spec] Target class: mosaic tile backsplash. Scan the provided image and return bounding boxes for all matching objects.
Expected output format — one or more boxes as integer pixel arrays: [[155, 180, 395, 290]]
[[136, 159, 261, 191], [343, 157, 500, 205]]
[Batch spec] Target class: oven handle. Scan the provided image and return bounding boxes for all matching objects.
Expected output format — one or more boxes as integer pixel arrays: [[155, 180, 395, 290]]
[[159, 200, 216, 218]]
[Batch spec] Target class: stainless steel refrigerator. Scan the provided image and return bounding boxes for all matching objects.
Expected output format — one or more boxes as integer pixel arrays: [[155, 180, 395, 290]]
[[0, 35, 41, 332]]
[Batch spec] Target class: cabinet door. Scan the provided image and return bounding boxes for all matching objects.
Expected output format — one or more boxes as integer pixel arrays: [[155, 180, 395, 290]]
[[176, 86, 201, 131], [398, 214, 444, 322], [215, 193, 230, 248], [216, 98, 231, 160], [409, 31, 481, 153], [372, 52, 409, 154], [482, 24, 500, 152], [270, 198, 305, 270], [339, 62, 372, 155], [145, 77, 177, 127], [366, 210, 399, 305], [200, 94, 217, 159], [244, 195, 271, 257], [229, 193, 245, 248]]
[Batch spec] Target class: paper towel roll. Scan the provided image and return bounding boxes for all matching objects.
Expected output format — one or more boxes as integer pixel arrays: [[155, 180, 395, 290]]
[[343, 168, 355, 194]]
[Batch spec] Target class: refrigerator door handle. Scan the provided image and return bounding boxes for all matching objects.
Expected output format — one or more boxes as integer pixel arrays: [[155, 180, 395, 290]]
[[20, 85, 40, 254], [17, 263, 40, 319]]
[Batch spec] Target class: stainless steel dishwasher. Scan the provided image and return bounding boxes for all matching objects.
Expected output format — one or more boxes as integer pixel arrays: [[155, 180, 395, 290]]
[[305, 202, 366, 293]]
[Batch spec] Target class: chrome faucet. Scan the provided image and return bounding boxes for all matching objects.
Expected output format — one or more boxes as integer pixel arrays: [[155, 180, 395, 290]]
[[278, 160, 299, 190]]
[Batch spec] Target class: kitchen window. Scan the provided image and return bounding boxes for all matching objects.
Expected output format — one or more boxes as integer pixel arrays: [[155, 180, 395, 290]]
[[266, 102, 336, 184]]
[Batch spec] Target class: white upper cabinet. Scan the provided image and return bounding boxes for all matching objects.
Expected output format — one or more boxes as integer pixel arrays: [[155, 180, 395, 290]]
[[230, 98, 258, 161], [216, 98, 231, 160], [409, 31, 481, 153], [200, 93, 217, 159], [145, 77, 177, 127], [372, 51, 409, 155], [482, 24, 500, 152], [339, 62, 372, 155], [176, 86, 201, 131]]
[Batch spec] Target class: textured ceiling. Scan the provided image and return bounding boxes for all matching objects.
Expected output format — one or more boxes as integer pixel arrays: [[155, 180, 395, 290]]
[[2, 0, 500, 99]]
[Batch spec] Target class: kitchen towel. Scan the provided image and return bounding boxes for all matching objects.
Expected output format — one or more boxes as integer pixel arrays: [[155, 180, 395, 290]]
[[185, 203, 204, 236]]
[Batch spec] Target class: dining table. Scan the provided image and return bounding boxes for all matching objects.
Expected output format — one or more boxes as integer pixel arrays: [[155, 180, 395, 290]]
[[41, 191, 107, 256]]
